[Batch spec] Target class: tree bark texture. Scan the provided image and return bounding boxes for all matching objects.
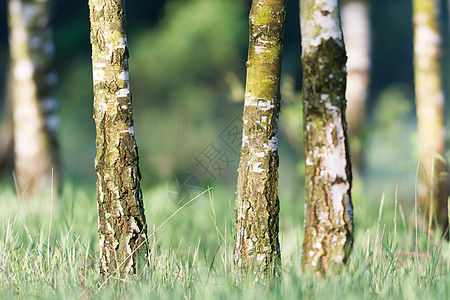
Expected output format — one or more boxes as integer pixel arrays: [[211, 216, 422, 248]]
[[300, 0, 353, 275], [89, 0, 148, 276], [234, 0, 285, 280], [341, 0, 371, 175], [7, 0, 60, 195], [412, 0, 448, 230]]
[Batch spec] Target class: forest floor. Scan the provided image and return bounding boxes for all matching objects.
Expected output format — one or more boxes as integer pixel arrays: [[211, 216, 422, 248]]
[[0, 180, 449, 299]]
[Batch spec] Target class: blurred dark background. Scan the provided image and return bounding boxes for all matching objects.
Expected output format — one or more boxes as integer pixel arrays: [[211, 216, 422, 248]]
[[0, 0, 448, 204]]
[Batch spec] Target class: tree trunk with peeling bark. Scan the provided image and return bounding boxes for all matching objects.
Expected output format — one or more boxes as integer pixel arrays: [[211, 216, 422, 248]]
[[412, 0, 448, 231], [89, 0, 148, 277], [341, 0, 371, 175], [300, 0, 354, 275], [234, 0, 285, 281], [7, 0, 60, 195]]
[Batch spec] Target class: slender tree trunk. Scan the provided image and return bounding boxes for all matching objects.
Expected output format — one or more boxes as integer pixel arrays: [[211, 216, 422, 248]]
[[300, 0, 353, 275], [7, 0, 60, 195], [234, 0, 285, 281], [412, 0, 448, 230], [341, 0, 371, 175], [0, 69, 14, 174], [89, 0, 148, 276]]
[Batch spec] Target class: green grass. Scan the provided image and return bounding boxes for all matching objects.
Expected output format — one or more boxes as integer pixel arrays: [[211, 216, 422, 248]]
[[0, 181, 449, 299]]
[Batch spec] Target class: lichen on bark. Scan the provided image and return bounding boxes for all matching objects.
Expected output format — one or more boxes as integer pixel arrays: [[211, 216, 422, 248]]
[[234, 0, 285, 281], [89, 0, 147, 277], [300, 0, 353, 275]]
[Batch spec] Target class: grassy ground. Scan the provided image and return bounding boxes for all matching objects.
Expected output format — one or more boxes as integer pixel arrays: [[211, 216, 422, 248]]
[[0, 180, 449, 299]]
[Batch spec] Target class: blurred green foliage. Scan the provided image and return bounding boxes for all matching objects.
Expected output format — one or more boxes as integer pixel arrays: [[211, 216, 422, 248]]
[[365, 84, 417, 201], [129, 0, 247, 184]]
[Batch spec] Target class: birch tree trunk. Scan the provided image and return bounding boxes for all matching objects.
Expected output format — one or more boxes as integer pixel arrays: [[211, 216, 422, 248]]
[[300, 0, 353, 275], [7, 0, 60, 195], [89, 0, 148, 277], [341, 0, 371, 175], [412, 0, 448, 230], [234, 0, 285, 281]]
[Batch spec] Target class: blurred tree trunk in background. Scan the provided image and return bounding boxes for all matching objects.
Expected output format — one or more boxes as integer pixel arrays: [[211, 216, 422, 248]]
[[300, 0, 353, 275], [89, 0, 148, 277], [341, 0, 371, 176], [7, 0, 60, 195], [412, 0, 448, 231], [234, 0, 285, 281], [0, 70, 14, 174]]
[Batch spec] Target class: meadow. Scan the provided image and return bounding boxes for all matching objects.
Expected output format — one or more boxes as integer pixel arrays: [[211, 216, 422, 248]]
[[0, 178, 448, 299]]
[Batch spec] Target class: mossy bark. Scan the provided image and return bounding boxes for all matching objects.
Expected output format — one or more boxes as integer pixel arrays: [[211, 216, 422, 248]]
[[412, 0, 448, 230], [234, 0, 285, 281], [300, 0, 353, 275], [89, 0, 148, 277], [341, 0, 370, 175], [7, 0, 60, 195]]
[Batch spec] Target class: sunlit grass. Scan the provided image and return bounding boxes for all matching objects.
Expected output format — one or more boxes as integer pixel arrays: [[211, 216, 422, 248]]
[[0, 181, 449, 299]]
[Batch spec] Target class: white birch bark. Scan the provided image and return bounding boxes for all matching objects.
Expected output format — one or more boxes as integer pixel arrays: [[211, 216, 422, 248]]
[[89, 0, 148, 277], [300, 0, 353, 275]]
